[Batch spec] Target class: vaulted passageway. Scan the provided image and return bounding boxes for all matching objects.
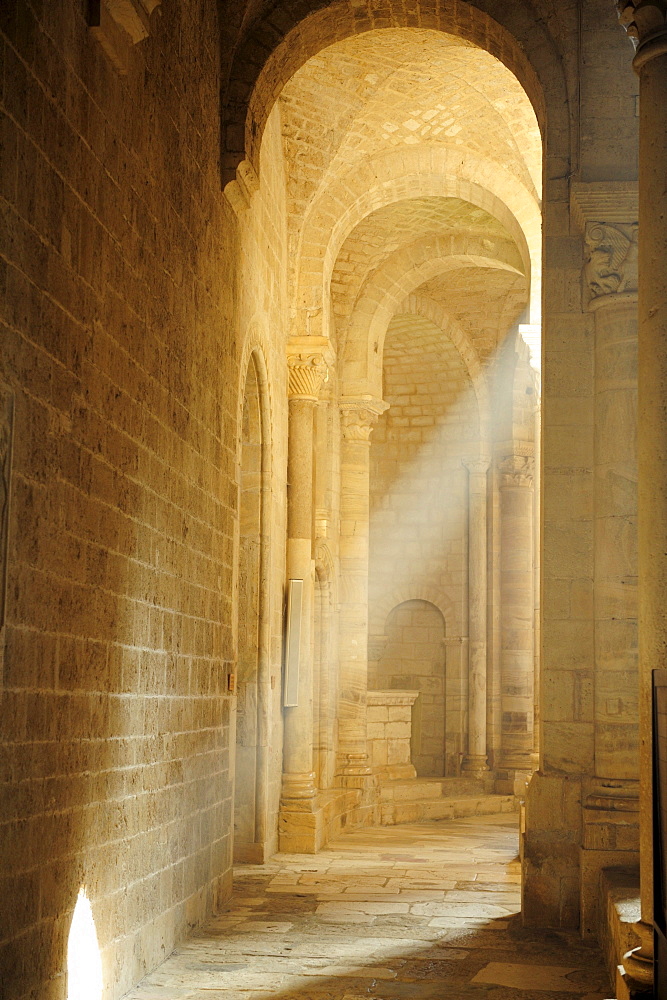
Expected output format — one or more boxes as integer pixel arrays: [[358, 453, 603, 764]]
[[259, 18, 544, 860], [2, 2, 651, 999]]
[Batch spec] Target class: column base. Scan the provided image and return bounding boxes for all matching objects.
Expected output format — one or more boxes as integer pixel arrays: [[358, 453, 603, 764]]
[[281, 771, 316, 801], [619, 921, 654, 996], [336, 752, 372, 778], [495, 767, 533, 797], [461, 754, 489, 773], [335, 756, 380, 828]]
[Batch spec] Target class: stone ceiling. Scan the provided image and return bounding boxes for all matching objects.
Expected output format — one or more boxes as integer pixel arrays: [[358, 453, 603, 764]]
[[278, 25, 541, 385]]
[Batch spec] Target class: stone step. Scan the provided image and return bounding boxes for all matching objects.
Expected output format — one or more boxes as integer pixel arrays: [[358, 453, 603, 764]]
[[379, 789, 517, 826], [379, 775, 494, 803]]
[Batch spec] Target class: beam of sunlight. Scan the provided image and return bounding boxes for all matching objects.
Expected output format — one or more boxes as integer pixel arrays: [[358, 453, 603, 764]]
[[67, 887, 103, 1000]]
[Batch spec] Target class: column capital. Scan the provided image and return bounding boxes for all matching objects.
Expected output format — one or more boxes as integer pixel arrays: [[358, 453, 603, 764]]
[[499, 454, 535, 489], [340, 398, 388, 441], [618, 1, 667, 68], [583, 221, 638, 307], [462, 456, 490, 478], [287, 353, 328, 401]]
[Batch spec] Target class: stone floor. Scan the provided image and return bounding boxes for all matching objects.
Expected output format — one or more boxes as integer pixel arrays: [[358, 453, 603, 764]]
[[124, 813, 613, 1000]]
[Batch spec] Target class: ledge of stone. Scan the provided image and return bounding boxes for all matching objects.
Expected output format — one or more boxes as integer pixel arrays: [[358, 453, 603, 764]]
[[367, 689, 420, 706]]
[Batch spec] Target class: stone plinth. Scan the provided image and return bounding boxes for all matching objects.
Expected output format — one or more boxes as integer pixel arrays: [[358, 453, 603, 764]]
[[367, 689, 419, 778]]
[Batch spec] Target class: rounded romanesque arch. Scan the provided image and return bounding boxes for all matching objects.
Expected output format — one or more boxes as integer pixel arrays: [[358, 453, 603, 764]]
[[235, 337, 274, 484], [370, 585, 456, 638], [292, 149, 542, 342], [339, 234, 525, 398], [370, 598, 449, 776], [232, 341, 275, 862], [220, 0, 568, 188]]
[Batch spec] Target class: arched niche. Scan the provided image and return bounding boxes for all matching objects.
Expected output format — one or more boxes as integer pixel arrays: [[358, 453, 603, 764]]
[[371, 599, 447, 777]]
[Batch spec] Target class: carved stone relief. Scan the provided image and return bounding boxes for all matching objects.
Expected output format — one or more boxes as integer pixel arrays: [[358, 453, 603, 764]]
[[584, 222, 638, 300], [499, 454, 535, 489], [0, 386, 14, 630], [287, 354, 328, 401], [340, 400, 388, 442]]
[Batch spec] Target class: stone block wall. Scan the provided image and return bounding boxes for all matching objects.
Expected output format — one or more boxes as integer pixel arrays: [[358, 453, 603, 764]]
[[366, 688, 419, 775], [0, 3, 253, 997], [369, 313, 477, 636]]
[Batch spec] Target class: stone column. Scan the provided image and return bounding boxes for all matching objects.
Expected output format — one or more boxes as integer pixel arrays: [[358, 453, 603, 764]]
[[281, 351, 327, 807], [461, 457, 490, 773], [533, 399, 541, 762], [337, 399, 387, 787], [498, 454, 535, 780], [617, 4, 667, 989]]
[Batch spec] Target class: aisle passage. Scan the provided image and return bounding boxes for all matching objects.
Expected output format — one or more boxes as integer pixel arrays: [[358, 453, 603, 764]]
[[125, 814, 612, 999]]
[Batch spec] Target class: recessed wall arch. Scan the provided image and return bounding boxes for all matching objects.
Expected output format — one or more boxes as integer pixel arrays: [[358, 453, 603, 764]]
[[235, 331, 275, 481], [370, 585, 456, 639], [221, 0, 569, 188]]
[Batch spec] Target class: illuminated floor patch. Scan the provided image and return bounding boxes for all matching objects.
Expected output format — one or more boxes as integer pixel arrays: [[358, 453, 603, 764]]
[[124, 814, 612, 1000]]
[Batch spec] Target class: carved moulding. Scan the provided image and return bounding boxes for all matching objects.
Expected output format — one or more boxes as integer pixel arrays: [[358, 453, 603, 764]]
[[0, 385, 14, 630], [339, 398, 389, 442]]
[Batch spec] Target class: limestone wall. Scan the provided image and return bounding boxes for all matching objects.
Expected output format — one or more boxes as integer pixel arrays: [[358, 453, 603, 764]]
[[0, 4, 284, 998]]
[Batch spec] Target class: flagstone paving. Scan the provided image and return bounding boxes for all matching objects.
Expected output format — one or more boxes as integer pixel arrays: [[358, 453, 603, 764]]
[[124, 813, 613, 1000]]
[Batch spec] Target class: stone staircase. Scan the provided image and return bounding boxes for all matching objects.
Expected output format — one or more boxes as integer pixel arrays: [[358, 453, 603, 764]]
[[377, 770, 518, 826]]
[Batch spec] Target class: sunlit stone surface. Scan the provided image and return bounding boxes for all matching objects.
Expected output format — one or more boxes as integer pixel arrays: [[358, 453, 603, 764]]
[[125, 815, 611, 1000]]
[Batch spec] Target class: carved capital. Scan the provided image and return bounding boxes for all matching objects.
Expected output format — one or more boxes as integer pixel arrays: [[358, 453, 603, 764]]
[[463, 457, 490, 477], [499, 455, 535, 489], [584, 222, 638, 303], [340, 399, 388, 441], [618, 0, 667, 65], [287, 354, 328, 401]]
